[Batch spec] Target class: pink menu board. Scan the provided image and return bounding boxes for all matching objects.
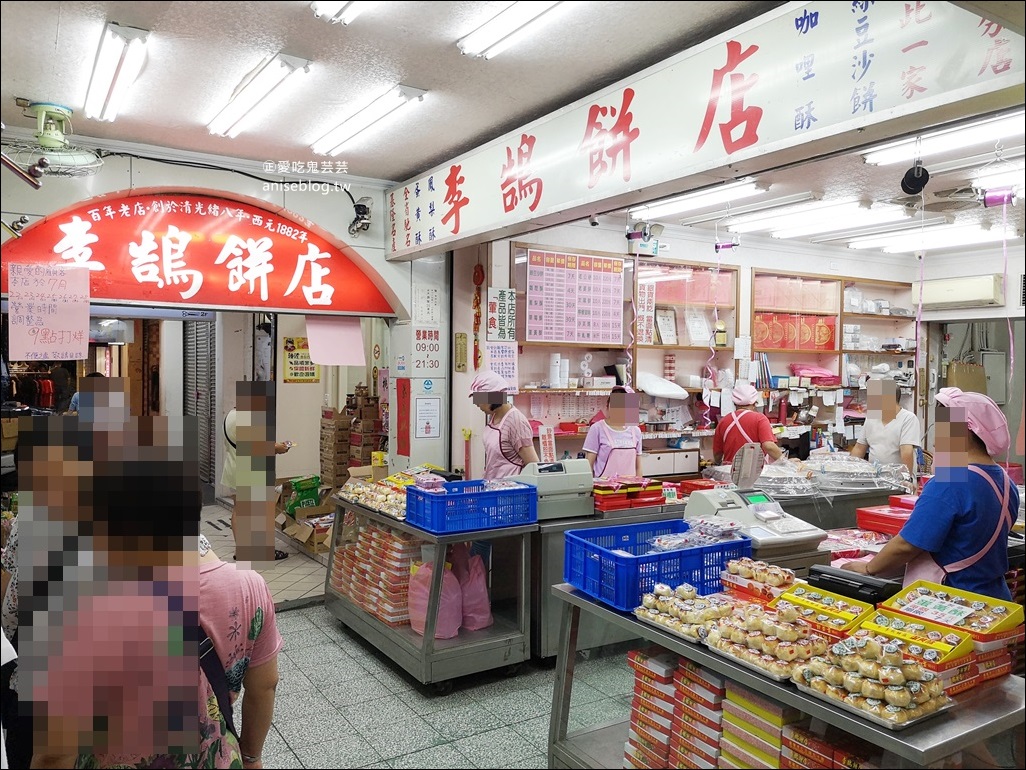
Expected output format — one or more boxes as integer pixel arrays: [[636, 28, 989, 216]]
[[525, 249, 624, 344]]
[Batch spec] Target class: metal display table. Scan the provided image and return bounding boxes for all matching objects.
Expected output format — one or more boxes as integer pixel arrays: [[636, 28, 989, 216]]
[[548, 583, 1025, 769], [779, 488, 894, 530], [325, 498, 533, 693], [532, 506, 686, 660]]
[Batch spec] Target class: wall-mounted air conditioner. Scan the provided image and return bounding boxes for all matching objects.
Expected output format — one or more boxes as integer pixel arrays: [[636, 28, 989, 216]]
[[913, 274, 1004, 310]]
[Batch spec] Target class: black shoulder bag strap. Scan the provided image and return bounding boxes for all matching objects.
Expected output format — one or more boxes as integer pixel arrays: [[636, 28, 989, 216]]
[[200, 632, 240, 742], [224, 411, 236, 450]]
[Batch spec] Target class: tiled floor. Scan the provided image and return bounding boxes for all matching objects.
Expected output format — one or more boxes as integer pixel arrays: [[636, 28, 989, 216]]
[[237, 603, 636, 769], [201, 504, 327, 607]]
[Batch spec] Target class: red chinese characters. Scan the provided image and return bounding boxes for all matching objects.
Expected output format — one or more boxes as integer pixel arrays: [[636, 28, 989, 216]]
[[695, 41, 763, 155], [500, 134, 543, 213], [441, 164, 470, 235], [581, 88, 640, 189]]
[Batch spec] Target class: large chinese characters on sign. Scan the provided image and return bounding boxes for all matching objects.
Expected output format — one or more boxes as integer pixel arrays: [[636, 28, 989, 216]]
[[0, 190, 395, 315]]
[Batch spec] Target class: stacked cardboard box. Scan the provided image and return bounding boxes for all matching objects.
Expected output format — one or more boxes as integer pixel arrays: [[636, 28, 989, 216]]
[[719, 682, 801, 769], [348, 390, 383, 467], [320, 407, 352, 486], [329, 518, 422, 626], [670, 660, 726, 769], [624, 648, 678, 769], [781, 723, 836, 769]]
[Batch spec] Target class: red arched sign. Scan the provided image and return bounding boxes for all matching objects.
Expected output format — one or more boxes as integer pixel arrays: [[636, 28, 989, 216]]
[[0, 189, 395, 315]]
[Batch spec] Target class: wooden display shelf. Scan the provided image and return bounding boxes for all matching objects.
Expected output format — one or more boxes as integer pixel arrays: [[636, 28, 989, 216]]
[[636, 344, 733, 351], [647, 301, 735, 310], [517, 341, 627, 350], [753, 308, 839, 317], [754, 347, 840, 354], [840, 312, 915, 321], [841, 348, 917, 355]]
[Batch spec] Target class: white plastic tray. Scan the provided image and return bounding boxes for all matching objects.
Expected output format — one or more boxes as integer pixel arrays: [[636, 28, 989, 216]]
[[701, 638, 794, 682], [794, 682, 954, 731]]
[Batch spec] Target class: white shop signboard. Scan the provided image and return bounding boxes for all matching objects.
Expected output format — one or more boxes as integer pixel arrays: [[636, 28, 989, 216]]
[[386, 0, 1023, 259]]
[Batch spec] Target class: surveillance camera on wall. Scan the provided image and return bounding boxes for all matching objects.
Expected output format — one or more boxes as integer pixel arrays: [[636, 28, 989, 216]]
[[589, 215, 599, 227]]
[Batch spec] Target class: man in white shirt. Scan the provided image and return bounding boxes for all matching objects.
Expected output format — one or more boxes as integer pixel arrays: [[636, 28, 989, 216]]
[[850, 377, 920, 480]]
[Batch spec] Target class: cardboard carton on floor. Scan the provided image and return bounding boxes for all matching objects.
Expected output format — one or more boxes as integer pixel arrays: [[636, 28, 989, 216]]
[[348, 464, 390, 484]]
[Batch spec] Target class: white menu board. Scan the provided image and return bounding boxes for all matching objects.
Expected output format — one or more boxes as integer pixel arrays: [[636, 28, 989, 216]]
[[525, 249, 624, 345]]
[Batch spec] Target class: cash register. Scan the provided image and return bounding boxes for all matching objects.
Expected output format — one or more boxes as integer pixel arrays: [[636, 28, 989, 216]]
[[683, 444, 828, 569], [519, 459, 594, 520]]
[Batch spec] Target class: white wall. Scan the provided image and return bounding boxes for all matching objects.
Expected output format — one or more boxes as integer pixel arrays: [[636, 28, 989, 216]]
[[273, 314, 321, 479], [160, 320, 184, 416], [215, 313, 247, 498], [450, 245, 490, 476]]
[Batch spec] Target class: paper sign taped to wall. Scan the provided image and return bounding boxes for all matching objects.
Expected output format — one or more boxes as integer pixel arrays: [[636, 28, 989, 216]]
[[306, 316, 366, 366]]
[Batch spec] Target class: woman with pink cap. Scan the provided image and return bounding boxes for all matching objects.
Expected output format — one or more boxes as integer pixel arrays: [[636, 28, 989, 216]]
[[844, 388, 1018, 601], [712, 383, 783, 465], [583, 386, 644, 478], [469, 370, 539, 480]]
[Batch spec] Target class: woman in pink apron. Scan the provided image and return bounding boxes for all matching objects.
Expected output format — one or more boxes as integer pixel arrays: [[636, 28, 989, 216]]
[[470, 370, 539, 480], [583, 386, 644, 478], [712, 383, 783, 465], [843, 388, 1018, 602]]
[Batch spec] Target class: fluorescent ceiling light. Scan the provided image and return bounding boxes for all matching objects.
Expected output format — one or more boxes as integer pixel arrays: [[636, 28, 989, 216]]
[[311, 85, 426, 156], [862, 110, 1025, 166], [728, 198, 862, 233], [458, 2, 562, 59], [809, 214, 950, 243], [847, 225, 1020, 253], [771, 204, 911, 239], [629, 180, 764, 220], [929, 146, 1026, 178], [208, 54, 311, 138], [84, 22, 149, 122], [974, 160, 1025, 189], [677, 192, 818, 226], [310, 1, 378, 25]]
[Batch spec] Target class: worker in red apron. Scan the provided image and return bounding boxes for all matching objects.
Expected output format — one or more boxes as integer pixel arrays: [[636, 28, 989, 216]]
[[712, 382, 783, 465], [470, 370, 539, 480], [583, 386, 643, 478]]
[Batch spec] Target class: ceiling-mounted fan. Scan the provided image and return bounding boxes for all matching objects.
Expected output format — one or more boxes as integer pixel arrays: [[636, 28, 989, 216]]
[[1, 101, 103, 177]]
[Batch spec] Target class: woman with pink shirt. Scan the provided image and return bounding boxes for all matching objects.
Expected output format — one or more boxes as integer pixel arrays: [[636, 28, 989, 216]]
[[582, 386, 644, 478], [470, 370, 539, 480]]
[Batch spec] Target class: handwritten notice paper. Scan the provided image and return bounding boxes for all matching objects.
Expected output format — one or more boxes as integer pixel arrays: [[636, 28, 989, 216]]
[[8, 263, 89, 360]]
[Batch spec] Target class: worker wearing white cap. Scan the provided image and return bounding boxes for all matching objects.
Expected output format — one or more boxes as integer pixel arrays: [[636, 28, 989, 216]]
[[469, 370, 539, 480], [712, 382, 782, 465], [844, 388, 1018, 601]]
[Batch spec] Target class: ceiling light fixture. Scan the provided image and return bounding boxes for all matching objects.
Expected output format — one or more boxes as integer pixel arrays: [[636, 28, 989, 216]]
[[677, 191, 819, 227], [929, 146, 1026, 178], [458, 1, 563, 59], [770, 204, 912, 239], [808, 214, 951, 243], [311, 84, 426, 156], [629, 180, 765, 221], [862, 110, 1025, 166], [973, 160, 1026, 190], [847, 224, 1020, 253], [310, 1, 378, 25], [84, 22, 149, 122], [208, 54, 311, 139], [728, 198, 863, 234]]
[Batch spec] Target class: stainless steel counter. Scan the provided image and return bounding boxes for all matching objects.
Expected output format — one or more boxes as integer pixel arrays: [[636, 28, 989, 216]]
[[547, 582, 1025, 768], [778, 488, 894, 529]]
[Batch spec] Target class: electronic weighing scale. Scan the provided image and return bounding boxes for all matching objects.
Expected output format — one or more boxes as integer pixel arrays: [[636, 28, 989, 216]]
[[683, 444, 828, 567], [519, 459, 594, 520]]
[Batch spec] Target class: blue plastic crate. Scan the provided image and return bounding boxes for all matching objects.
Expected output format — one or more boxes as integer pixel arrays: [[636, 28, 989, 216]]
[[406, 480, 537, 534], [563, 520, 752, 612]]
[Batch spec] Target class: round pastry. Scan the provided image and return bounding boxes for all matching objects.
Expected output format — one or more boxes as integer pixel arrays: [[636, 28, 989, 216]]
[[742, 648, 761, 665], [824, 665, 846, 687], [780, 569, 796, 587], [762, 635, 780, 657], [884, 685, 913, 707], [791, 663, 812, 684], [880, 643, 903, 667], [656, 598, 673, 615], [844, 693, 867, 710], [810, 676, 830, 694], [863, 637, 883, 660], [653, 583, 673, 597], [666, 618, 683, 633], [752, 561, 770, 582], [862, 698, 885, 717], [905, 704, 924, 720], [737, 561, 755, 578], [667, 601, 683, 620], [862, 679, 886, 700], [766, 568, 785, 587], [809, 636, 829, 657], [907, 680, 931, 705], [727, 560, 741, 575], [901, 661, 925, 682], [809, 657, 831, 677], [746, 631, 765, 652], [776, 602, 799, 623], [826, 684, 847, 702], [794, 620, 813, 639], [644, 609, 661, 622], [878, 666, 905, 686], [675, 583, 698, 600], [706, 628, 722, 646], [925, 677, 945, 700], [769, 659, 793, 679], [776, 623, 800, 642], [760, 615, 779, 636], [843, 671, 864, 693], [642, 593, 658, 610], [857, 658, 881, 680], [883, 704, 909, 724], [730, 626, 748, 645], [776, 642, 800, 662], [838, 649, 863, 673]]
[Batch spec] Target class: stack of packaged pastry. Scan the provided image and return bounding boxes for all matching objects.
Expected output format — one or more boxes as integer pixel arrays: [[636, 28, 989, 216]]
[[633, 583, 736, 640], [701, 604, 830, 679], [790, 631, 949, 724]]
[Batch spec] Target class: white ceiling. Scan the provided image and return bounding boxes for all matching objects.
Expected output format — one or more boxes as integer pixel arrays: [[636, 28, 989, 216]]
[[0, 1, 1023, 255]]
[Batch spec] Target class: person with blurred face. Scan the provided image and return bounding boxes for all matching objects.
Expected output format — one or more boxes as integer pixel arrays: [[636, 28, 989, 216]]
[[583, 386, 644, 478], [469, 370, 539, 480], [844, 388, 1017, 601], [713, 382, 783, 465], [850, 377, 920, 479]]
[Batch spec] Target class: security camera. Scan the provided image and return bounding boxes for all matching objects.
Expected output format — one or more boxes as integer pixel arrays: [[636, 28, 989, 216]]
[[589, 215, 599, 227], [348, 196, 374, 237]]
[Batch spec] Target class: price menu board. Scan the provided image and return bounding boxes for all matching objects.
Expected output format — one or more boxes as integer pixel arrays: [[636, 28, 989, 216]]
[[525, 249, 624, 345]]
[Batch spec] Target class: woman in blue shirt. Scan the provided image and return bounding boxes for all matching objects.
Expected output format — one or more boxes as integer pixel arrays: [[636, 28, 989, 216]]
[[844, 388, 1016, 601]]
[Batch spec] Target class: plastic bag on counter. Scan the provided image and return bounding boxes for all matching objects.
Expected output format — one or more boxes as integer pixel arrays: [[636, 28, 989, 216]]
[[409, 563, 463, 639]]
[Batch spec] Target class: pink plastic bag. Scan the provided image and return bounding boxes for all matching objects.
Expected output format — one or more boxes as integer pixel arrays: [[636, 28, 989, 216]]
[[460, 554, 494, 631], [449, 542, 471, 585], [409, 563, 463, 639]]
